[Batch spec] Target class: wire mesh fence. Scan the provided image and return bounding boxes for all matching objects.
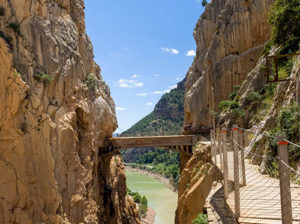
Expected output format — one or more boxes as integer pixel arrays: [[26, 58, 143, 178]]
[[210, 125, 300, 223]]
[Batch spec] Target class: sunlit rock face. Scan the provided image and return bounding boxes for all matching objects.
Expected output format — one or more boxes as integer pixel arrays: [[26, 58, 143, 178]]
[[0, 0, 139, 223], [175, 143, 217, 224], [184, 0, 275, 130]]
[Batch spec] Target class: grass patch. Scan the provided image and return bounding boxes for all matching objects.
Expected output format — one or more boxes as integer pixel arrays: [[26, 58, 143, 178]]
[[34, 73, 53, 83]]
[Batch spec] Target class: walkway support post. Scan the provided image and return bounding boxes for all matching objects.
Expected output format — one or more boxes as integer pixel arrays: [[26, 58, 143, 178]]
[[240, 130, 246, 185], [277, 136, 293, 224], [217, 127, 222, 170], [222, 128, 229, 199], [233, 125, 240, 220]]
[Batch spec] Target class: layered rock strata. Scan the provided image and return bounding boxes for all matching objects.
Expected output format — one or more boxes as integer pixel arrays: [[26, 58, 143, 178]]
[[184, 0, 275, 130], [0, 1, 139, 223]]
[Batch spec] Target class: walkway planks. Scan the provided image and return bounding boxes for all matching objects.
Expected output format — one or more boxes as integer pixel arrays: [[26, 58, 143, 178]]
[[214, 152, 300, 223]]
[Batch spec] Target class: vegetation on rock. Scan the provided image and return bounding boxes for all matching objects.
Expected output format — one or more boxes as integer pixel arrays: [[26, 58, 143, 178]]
[[265, 102, 300, 181], [269, 0, 300, 54], [127, 189, 148, 218], [218, 82, 277, 127], [192, 213, 208, 224], [85, 73, 97, 92], [34, 73, 53, 83]]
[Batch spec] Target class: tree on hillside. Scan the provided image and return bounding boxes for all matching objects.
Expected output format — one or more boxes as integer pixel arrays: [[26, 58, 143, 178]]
[[269, 0, 300, 53], [202, 0, 207, 7]]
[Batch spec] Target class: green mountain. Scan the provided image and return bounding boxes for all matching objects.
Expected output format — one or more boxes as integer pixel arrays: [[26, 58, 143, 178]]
[[122, 78, 185, 136]]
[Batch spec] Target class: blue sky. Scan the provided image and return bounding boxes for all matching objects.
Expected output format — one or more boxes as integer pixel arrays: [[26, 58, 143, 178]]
[[85, 0, 205, 133]]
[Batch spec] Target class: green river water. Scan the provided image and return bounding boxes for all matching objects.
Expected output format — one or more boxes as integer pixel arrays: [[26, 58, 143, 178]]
[[126, 170, 178, 224]]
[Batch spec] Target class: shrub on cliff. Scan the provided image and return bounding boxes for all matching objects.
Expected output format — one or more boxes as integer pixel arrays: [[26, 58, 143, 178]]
[[269, 0, 300, 53], [192, 213, 208, 224], [133, 194, 141, 203], [34, 73, 53, 83], [85, 73, 97, 92]]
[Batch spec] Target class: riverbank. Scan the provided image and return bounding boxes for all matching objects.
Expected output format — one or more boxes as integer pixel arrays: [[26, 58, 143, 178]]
[[142, 207, 156, 224], [126, 169, 178, 224], [125, 165, 177, 192]]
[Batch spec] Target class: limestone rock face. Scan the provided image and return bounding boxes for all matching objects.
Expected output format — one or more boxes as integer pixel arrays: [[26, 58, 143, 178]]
[[0, 1, 139, 223], [184, 0, 275, 130], [175, 144, 218, 224]]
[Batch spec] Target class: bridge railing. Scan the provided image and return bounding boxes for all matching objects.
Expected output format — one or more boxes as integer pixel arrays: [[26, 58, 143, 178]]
[[210, 125, 300, 223]]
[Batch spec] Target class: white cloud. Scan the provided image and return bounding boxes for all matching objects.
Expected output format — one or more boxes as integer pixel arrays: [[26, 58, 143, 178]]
[[116, 107, 126, 111], [186, 50, 196, 57], [152, 89, 172, 94], [117, 79, 144, 88], [136, 93, 148, 96], [169, 84, 177, 90], [154, 74, 160, 77], [176, 77, 181, 81], [135, 82, 144, 87], [171, 49, 179, 54], [146, 102, 153, 106], [152, 90, 168, 94], [131, 74, 140, 79], [152, 85, 177, 95], [161, 47, 180, 55]]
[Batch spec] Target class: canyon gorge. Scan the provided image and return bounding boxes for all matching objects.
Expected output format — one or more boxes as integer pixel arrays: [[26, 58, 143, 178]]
[[0, 0, 299, 223]]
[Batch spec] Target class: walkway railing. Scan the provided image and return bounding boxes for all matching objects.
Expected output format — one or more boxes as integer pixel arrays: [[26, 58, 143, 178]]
[[210, 125, 300, 224]]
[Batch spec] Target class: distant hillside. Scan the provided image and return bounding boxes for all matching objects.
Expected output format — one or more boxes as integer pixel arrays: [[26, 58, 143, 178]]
[[122, 78, 185, 136], [122, 79, 185, 188]]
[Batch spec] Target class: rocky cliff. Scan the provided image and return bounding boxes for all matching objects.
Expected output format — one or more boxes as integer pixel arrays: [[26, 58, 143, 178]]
[[184, 0, 275, 130], [175, 143, 220, 224], [0, 1, 139, 223], [180, 0, 300, 222]]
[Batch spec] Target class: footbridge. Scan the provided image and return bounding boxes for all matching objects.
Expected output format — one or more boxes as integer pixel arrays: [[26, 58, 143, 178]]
[[98, 135, 203, 171]]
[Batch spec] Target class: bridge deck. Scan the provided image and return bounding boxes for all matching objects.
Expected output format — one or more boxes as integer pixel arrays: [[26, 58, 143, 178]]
[[111, 135, 197, 149], [98, 135, 202, 155]]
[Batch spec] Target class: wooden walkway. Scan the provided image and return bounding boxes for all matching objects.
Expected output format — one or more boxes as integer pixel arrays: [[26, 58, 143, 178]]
[[214, 152, 300, 223]]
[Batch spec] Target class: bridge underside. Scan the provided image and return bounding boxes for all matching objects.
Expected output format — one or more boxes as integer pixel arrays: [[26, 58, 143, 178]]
[[98, 135, 201, 156], [98, 135, 202, 172]]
